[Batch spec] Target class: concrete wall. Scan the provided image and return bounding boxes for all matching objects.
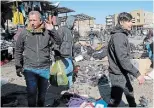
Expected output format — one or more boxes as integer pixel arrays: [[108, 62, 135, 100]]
[[130, 10, 144, 26], [74, 20, 95, 37], [113, 10, 154, 27], [114, 13, 118, 26], [144, 11, 154, 25]]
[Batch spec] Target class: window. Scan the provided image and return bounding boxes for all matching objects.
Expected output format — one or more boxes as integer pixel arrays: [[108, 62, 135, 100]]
[[137, 19, 140, 23], [137, 13, 140, 17], [132, 18, 135, 23]]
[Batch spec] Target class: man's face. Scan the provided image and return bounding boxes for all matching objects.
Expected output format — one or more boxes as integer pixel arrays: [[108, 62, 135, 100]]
[[29, 14, 42, 29], [120, 20, 133, 31]]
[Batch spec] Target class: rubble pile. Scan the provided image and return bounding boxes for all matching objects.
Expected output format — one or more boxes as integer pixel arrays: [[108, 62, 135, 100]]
[[0, 39, 14, 51], [73, 44, 108, 61], [74, 61, 109, 87]]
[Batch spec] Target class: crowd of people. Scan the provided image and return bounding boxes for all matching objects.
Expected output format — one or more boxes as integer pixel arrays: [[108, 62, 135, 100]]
[[12, 10, 152, 107]]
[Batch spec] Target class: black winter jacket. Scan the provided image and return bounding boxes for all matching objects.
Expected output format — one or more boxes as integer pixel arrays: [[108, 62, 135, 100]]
[[107, 25, 140, 78], [56, 16, 75, 58], [15, 29, 61, 70]]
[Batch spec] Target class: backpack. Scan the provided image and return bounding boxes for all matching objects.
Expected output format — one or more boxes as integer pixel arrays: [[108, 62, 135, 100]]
[[59, 26, 73, 57]]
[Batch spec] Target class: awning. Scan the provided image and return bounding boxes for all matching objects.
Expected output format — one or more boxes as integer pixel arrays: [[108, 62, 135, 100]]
[[74, 13, 95, 21], [59, 13, 95, 22], [46, 7, 75, 14], [57, 7, 75, 14]]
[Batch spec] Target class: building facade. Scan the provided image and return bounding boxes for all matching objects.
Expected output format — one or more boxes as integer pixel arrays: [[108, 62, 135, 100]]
[[105, 15, 115, 29], [112, 10, 154, 30], [74, 19, 95, 37]]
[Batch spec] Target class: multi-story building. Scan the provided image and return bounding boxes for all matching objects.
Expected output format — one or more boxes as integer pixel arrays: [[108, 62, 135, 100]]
[[143, 11, 154, 29], [130, 10, 145, 31], [93, 24, 106, 31], [59, 14, 95, 37], [105, 15, 115, 29], [113, 14, 118, 26], [74, 19, 95, 37], [113, 10, 154, 30]]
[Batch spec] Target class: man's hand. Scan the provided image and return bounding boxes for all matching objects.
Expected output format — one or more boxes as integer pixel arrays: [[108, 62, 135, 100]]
[[16, 68, 23, 77], [137, 75, 145, 85], [44, 20, 54, 30]]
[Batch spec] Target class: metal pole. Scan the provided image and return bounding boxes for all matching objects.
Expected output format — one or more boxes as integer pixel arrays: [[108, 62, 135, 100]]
[[78, 18, 79, 33], [66, 12, 68, 23], [6, 20, 9, 34], [16, 0, 20, 28]]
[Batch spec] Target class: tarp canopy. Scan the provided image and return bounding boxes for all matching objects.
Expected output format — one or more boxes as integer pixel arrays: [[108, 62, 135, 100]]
[[59, 13, 95, 22], [74, 13, 95, 21], [47, 7, 75, 14], [57, 7, 75, 14]]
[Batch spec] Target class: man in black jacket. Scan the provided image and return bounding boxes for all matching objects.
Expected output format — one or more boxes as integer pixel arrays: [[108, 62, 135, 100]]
[[107, 12, 145, 107], [15, 11, 61, 107]]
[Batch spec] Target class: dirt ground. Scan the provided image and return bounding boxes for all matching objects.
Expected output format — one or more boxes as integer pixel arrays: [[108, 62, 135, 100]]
[[1, 59, 154, 107]]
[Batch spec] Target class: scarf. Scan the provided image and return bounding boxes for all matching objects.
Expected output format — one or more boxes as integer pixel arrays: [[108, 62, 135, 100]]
[[26, 23, 45, 33]]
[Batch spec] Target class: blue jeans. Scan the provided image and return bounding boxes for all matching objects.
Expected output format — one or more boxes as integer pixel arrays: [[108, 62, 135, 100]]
[[146, 43, 153, 59], [23, 70, 48, 107]]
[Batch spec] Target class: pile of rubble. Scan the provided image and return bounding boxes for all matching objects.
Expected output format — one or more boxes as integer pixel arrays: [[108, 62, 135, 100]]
[[0, 40, 14, 51], [73, 44, 108, 62], [74, 62, 109, 87]]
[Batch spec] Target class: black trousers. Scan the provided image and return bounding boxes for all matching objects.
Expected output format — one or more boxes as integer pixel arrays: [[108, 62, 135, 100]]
[[108, 74, 136, 107]]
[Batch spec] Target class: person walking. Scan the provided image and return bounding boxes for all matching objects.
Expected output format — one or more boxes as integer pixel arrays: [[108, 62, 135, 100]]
[[107, 12, 145, 107], [15, 11, 61, 107]]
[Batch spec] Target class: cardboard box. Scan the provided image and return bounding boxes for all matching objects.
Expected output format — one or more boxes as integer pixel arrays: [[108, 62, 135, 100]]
[[131, 59, 152, 75]]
